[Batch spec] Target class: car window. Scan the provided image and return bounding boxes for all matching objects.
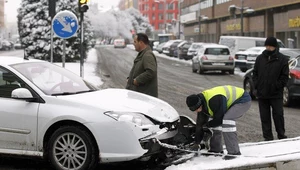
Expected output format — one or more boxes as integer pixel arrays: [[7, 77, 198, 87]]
[[182, 43, 191, 48], [0, 67, 22, 98], [204, 48, 230, 55], [12, 62, 96, 95]]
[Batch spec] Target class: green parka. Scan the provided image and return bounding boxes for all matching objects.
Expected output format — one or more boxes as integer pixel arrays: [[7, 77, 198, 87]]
[[126, 46, 158, 97]]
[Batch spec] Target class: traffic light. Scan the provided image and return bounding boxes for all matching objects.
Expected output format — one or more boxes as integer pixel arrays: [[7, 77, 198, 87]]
[[79, 0, 89, 12]]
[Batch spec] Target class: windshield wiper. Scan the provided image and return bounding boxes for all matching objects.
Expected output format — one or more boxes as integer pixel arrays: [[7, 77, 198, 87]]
[[75, 89, 96, 94], [51, 90, 96, 96], [51, 92, 76, 96]]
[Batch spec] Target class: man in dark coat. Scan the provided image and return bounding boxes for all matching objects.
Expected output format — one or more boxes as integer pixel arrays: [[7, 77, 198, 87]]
[[252, 36, 289, 141], [126, 33, 158, 97]]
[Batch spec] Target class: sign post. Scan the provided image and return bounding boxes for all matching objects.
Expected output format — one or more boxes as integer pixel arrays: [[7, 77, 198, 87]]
[[52, 10, 79, 67]]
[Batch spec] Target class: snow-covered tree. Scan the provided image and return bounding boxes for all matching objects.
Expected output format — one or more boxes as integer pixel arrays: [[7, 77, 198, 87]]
[[125, 8, 153, 37], [86, 7, 153, 41], [18, 0, 94, 62]]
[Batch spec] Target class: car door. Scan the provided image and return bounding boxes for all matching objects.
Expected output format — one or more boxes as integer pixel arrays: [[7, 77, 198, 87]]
[[0, 67, 39, 151]]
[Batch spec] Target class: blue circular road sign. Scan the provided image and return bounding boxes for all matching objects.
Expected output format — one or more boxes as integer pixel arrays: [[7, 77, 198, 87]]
[[52, 10, 79, 39]]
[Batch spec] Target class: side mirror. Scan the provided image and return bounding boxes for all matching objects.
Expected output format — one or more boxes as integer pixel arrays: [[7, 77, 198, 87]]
[[11, 88, 37, 102]]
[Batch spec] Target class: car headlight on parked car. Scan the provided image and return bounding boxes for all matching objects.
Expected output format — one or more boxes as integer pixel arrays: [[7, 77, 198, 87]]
[[104, 111, 154, 126]]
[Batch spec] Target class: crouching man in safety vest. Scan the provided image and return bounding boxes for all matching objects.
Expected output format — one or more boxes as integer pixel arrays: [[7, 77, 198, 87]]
[[186, 85, 251, 160]]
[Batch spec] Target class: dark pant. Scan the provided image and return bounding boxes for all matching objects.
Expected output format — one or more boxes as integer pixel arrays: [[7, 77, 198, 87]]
[[258, 98, 286, 140]]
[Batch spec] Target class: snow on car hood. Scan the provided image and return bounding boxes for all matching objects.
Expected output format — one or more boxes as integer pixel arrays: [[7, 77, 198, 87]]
[[59, 88, 179, 122]]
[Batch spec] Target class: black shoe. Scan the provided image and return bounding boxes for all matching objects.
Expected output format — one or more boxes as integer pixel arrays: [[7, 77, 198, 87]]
[[264, 138, 273, 141], [278, 135, 287, 140], [223, 152, 241, 160]]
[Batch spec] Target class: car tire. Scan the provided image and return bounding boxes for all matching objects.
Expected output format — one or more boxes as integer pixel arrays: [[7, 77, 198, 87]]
[[199, 65, 204, 74], [283, 86, 290, 107], [240, 68, 248, 72], [48, 126, 98, 170], [244, 78, 256, 99], [229, 69, 235, 75]]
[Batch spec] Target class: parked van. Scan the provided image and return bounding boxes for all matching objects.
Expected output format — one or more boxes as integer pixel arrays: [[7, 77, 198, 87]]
[[218, 36, 285, 56]]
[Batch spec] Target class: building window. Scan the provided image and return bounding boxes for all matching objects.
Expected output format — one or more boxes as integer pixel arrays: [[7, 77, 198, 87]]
[[167, 4, 174, 10], [158, 4, 163, 10], [167, 13, 173, 20], [216, 0, 231, 4], [159, 14, 163, 20], [152, 14, 155, 20]]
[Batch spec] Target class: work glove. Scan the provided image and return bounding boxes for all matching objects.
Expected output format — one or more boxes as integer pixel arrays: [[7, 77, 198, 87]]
[[190, 143, 202, 151]]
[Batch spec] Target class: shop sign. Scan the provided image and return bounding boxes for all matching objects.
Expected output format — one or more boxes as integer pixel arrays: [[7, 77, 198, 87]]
[[226, 24, 241, 31], [289, 17, 300, 28]]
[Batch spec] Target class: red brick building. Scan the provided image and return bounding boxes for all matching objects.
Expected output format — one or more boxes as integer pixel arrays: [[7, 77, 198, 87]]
[[139, 0, 179, 31]]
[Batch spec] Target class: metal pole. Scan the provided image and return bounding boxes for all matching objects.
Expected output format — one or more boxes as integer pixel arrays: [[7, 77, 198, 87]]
[[241, 0, 244, 36], [80, 12, 84, 78], [62, 40, 66, 67], [198, 0, 201, 42], [178, 0, 181, 39], [50, 23, 54, 63], [164, 0, 166, 33]]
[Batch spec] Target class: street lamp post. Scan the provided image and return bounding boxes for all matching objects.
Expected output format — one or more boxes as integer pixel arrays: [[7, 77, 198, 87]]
[[240, 0, 244, 36], [228, 0, 254, 36], [178, 0, 181, 39], [198, 0, 208, 42]]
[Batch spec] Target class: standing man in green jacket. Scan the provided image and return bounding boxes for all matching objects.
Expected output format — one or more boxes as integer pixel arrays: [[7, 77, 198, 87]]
[[126, 33, 158, 97]]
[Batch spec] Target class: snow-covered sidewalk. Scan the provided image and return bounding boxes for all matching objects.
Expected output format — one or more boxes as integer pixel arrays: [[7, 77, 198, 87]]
[[166, 136, 300, 170]]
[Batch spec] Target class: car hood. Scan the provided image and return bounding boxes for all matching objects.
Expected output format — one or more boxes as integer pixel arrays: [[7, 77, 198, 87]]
[[57, 88, 179, 123]]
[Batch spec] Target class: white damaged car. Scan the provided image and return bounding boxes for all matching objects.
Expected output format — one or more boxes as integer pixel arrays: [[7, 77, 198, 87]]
[[0, 57, 181, 170]]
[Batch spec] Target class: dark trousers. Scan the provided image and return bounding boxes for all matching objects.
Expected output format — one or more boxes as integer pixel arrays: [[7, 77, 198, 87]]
[[258, 98, 286, 140]]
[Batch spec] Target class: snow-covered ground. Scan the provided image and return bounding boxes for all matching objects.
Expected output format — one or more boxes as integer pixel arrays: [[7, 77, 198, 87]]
[[165, 137, 300, 170], [62, 47, 300, 170]]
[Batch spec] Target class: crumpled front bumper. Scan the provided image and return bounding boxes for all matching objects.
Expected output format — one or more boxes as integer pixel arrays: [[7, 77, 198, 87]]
[[138, 121, 179, 159]]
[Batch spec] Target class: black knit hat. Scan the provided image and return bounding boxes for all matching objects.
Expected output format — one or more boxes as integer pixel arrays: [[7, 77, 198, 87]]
[[186, 94, 202, 111], [264, 37, 278, 47]]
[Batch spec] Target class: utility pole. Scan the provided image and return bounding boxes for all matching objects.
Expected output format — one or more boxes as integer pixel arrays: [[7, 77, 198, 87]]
[[178, 0, 181, 39], [240, 0, 244, 36], [198, 0, 201, 42]]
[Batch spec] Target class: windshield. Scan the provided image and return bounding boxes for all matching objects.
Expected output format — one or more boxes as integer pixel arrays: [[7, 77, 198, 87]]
[[11, 62, 97, 95]]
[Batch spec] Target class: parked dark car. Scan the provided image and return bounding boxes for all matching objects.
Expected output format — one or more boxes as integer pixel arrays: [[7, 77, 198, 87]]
[[178, 42, 192, 60], [169, 41, 183, 57], [243, 49, 300, 106]]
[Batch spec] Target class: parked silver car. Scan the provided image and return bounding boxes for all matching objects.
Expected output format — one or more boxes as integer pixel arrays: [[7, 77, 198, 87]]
[[192, 44, 235, 74]]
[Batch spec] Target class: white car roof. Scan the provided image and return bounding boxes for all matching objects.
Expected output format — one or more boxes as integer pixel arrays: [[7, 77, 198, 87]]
[[0, 56, 45, 66]]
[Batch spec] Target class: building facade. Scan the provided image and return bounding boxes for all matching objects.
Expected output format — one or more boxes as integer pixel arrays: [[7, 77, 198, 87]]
[[139, 0, 178, 32], [0, 0, 5, 32], [180, 0, 300, 48]]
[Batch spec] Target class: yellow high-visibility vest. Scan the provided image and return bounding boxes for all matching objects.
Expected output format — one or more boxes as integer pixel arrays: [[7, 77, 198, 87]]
[[202, 85, 244, 116]]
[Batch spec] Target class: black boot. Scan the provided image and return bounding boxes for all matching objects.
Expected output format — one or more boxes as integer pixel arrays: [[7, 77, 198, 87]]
[[223, 151, 241, 160]]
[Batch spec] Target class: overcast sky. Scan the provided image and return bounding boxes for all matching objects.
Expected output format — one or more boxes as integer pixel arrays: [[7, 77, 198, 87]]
[[4, 0, 120, 23]]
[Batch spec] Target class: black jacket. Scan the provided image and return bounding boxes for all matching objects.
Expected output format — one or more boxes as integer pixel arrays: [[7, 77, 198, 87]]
[[252, 48, 289, 99], [194, 94, 227, 144]]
